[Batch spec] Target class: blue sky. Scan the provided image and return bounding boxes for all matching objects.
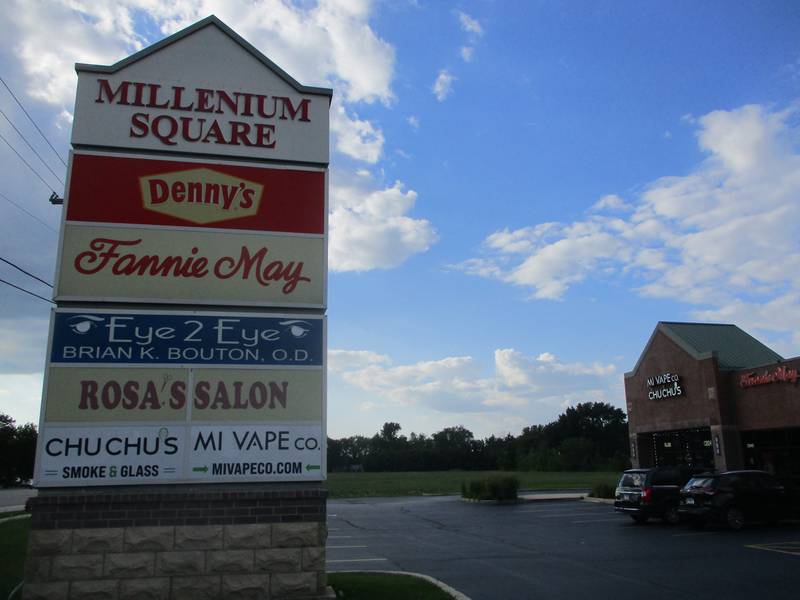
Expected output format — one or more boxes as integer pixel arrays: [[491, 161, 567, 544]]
[[1, 1, 799, 439]]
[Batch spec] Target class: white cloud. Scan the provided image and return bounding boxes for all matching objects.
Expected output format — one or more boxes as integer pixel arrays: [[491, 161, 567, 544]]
[[432, 70, 456, 102], [407, 115, 420, 130], [329, 180, 437, 271], [6, 1, 396, 109], [330, 98, 384, 163], [456, 11, 483, 37], [333, 346, 618, 417], [455, 103, 800, 343], [590, 194, 631, 213], [460, 46, 474, 62], [0, 373, 45, 425], [328, 349, 390, 373]]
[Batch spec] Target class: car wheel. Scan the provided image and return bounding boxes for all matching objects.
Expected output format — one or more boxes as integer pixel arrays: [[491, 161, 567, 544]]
[[662, 505, 680, 525], [725, 507, 745, 531], [631, 514, 648, 525]]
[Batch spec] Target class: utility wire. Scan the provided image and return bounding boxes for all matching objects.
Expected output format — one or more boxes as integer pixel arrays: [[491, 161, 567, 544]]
[[0, 191, 57, 233], [0, 107, 65, 185], [0, 277, 55, 304], [0, 257, 53, 288], [0, 130, 58, 194], [0, 75, 67, 167]]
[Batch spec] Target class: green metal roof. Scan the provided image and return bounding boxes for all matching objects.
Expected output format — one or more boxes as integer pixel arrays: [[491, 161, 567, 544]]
[[658, 322, 784, 370]]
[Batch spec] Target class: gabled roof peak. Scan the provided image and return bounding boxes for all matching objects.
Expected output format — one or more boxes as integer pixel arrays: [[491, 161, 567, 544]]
[[75, 15, 333, 98], [626, 321, 784, 377]]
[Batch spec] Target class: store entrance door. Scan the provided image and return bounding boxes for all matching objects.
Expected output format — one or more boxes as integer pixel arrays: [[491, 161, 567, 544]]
[[651, 427, 714, 469]]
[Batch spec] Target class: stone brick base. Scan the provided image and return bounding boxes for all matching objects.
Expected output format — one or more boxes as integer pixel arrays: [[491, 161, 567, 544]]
[[24, 484, 332, 599]]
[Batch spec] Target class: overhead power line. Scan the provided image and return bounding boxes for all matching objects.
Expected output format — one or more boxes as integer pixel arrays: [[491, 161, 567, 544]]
[[0, 191, 57, 233], [0, 130, 58, 194], [0, 277, 55, 304], [0, 75, 67, 167], [0, 107, 65, 185], [0, 256, 53, 288]]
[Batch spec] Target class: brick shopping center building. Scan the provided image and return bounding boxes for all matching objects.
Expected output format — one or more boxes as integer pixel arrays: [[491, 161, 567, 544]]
[[625, 322, 800, 485]]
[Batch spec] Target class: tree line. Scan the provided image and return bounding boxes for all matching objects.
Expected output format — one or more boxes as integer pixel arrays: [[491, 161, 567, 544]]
[[0, 413, 37, 487], [328, 401, 629, 473], [0, 402, 629, 487]]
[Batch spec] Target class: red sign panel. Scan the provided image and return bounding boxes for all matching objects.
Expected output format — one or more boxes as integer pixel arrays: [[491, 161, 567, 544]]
[[66, 153, 325, 234]]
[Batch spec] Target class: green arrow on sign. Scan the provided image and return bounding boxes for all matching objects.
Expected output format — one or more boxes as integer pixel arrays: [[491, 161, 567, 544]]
[[305, 464, 321, 472], [192, 466, 209, 473]]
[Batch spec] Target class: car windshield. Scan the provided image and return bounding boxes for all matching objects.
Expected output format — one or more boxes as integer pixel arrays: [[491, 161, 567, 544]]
[[618, 472, 647, 488], [685, 477, 717, 490]]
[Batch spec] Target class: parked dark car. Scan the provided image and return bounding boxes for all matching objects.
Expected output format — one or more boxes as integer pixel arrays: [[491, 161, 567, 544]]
[[614, 466, 700, 524], [678, 470, 791, 530]]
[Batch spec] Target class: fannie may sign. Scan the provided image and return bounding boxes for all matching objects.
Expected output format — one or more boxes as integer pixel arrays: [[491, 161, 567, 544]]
[[71, 18, 331, 164], [35, 309, 326, 486], [54, 152, 326, 307]]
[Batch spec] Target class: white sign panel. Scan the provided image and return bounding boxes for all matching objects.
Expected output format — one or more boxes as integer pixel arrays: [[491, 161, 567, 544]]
[[71, 18, 331, 164], [189, 425, 323, 482], [38, 425, 185, 485], [37, 424, 324, 486]]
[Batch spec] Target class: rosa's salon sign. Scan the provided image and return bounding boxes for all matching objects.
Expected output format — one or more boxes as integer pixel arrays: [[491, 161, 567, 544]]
[[71, 20, 330, 164]]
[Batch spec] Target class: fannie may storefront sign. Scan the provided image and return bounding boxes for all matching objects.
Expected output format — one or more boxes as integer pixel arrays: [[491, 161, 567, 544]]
[[739, 365, 799, 388], [35, 309, 325, 486], [55, 152, 326, 307], [71, 19, 330, 164]]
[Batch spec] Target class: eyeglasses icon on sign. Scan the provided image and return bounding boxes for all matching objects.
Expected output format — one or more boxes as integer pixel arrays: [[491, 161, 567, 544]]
[[279, 320, 312, 339], [67, 315, 105, 334]]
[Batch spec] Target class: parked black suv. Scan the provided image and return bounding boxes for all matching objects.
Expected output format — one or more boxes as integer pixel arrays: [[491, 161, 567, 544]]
[[614, 466, 700, 524], [678, 470, 791, 530]]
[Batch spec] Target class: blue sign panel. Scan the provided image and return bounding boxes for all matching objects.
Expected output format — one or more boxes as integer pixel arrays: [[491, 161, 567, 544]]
[[50, 310, 323, 366]]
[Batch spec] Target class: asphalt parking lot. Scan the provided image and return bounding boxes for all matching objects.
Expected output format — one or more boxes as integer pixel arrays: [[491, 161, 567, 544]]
[[327, 496, 800, 600]]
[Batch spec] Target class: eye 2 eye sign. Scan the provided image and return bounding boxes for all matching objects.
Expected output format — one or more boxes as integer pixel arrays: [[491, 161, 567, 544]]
[[51, 310, 323, 366]]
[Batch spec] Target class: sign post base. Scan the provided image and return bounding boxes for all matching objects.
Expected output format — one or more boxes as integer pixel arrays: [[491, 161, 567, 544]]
[[24, 483, 332, 600]]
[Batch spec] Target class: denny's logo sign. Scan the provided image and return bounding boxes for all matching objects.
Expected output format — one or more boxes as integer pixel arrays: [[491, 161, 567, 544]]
[[139, 168, 263, 224]]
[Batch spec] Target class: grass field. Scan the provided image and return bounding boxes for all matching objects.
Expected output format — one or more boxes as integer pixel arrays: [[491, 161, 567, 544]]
[[325, 470, 619, 498], [328, 572, 455, 599], [0, 517, 29, 600]]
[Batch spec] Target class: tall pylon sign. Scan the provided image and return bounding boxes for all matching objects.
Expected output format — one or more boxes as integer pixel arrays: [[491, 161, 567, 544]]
[[26, 17, 333, 600]]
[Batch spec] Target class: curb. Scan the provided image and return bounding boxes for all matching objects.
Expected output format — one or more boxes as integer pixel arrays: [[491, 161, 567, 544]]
[[0, 514, 30, 525], [334, 570, 471, 600], [0, 505, 26, 515], [582, 497, 615, 505]]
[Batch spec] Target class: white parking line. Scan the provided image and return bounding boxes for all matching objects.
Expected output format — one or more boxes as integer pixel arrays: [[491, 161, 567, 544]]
[[672, 531, 717, 537], [328, 535, 353, 539], [572, 518, 627, 523], [327, 545, 368, 549], [327, 558, 388, 563], [531, 512, 611, 518], [518, 507, 602, 514]]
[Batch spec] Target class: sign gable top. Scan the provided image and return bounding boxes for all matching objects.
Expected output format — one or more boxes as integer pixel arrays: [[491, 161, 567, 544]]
[[75, 15, 332, 100]]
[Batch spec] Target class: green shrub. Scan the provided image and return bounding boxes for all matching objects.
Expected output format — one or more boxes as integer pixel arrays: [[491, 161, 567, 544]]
[[462, 475, 519, 501], [589, 481, 615, 499]]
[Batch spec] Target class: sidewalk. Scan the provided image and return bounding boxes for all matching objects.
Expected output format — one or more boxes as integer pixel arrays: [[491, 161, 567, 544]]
[[518, 492, 586, 501]]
